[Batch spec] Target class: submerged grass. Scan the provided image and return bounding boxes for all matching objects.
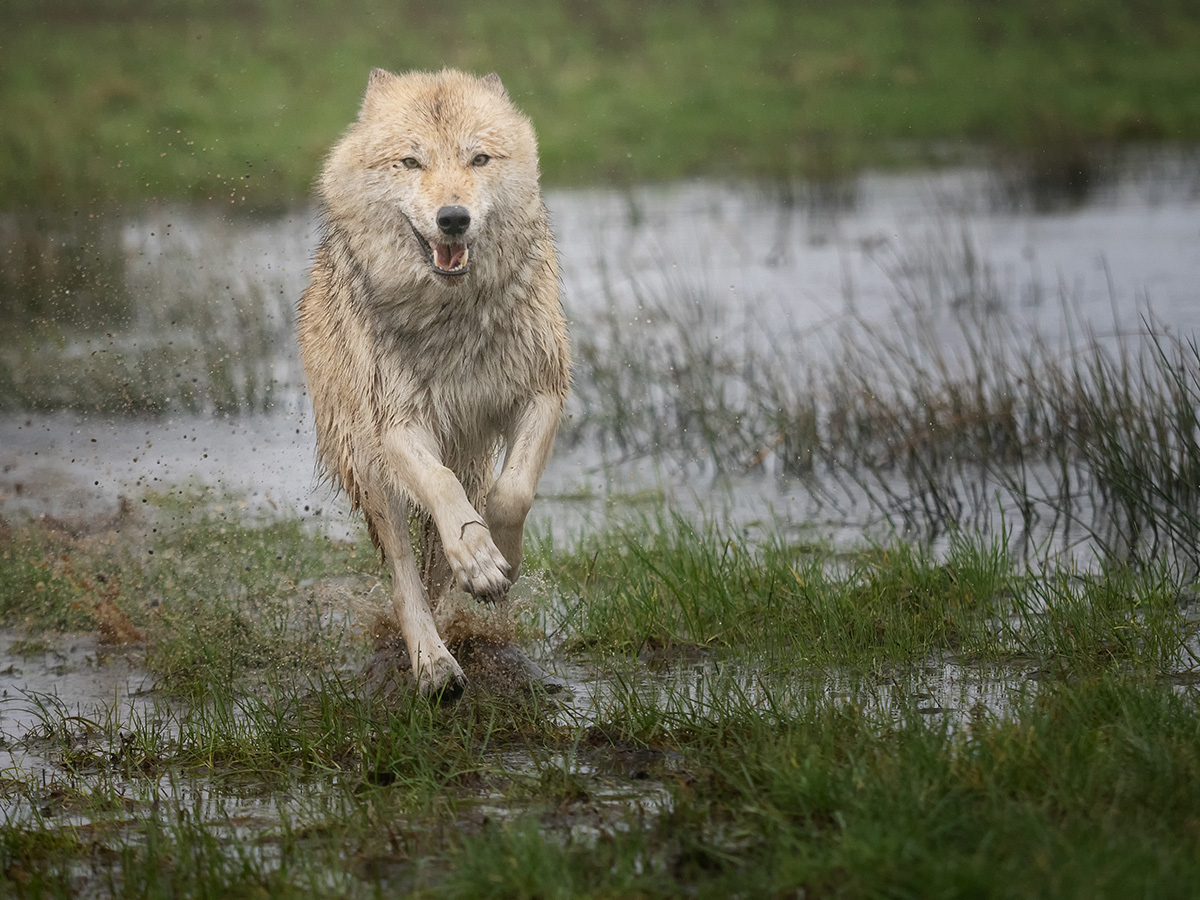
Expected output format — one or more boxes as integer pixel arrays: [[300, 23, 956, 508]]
[[10, 666, 1196, 897]]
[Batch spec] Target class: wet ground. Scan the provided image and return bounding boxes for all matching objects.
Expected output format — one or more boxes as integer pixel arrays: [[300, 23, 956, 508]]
[[2, 156, 1199, 877]]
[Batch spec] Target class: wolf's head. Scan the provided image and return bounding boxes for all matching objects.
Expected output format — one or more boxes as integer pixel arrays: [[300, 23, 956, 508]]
[[320, 68, 544, 285]]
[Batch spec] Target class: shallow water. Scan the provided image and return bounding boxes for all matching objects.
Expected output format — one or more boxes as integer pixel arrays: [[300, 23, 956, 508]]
[[1, 158, 1198, 753], [0, 633, 153, 778], [545, 649, 1027, 736], [4, 151, 1198, 546], [0, 622, 1022, 838]]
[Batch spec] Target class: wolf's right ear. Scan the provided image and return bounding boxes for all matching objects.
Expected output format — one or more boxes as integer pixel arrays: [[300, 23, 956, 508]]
[[361, 68, 395, 116], [368, 68, 395, 89]]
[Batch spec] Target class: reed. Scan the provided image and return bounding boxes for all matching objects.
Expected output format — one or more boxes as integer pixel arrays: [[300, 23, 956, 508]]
[[571, 238, 1200, 571]]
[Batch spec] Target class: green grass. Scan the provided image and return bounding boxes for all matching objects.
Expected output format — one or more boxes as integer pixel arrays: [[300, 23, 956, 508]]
[[4, 0, 1200, 206], [1, 485, 1198, 897], [530, 514, 1198, 680], [435, 675, 1200, 900]]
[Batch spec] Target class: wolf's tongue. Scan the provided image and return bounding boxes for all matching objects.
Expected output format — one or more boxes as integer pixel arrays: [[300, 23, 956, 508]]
[[435, 242, 467, 270]]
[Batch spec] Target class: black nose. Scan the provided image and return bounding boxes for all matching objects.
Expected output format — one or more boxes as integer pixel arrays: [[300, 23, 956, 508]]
[[436, 205, 471, 237]]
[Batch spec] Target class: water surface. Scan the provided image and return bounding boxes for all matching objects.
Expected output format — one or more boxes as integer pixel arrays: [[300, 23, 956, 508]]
[[3, 151, 1199, 542]]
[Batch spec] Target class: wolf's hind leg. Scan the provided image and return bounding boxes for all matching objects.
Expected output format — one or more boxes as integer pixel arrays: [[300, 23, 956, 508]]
[[365, 477, 466, 701]]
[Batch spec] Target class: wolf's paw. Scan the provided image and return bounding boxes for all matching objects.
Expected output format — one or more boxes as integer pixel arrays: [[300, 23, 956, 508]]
[[445, 521, 511, 603], [416, 655, 468, 704]]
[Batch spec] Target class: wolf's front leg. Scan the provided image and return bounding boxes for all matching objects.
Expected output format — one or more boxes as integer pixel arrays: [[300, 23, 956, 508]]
[[485, 394, 563, 583], [365, 480, 466, 701], [381, 425, 511, 602]]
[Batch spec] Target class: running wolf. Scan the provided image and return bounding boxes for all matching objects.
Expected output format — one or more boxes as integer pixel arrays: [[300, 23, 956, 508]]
[[297, 68, 570, 701]]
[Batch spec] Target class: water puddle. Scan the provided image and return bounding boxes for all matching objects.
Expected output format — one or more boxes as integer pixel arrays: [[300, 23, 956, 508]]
[[0, 633, 153, 778], [0, 622, 1031, 836]]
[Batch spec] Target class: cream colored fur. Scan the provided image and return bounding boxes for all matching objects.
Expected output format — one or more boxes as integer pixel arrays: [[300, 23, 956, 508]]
[[297, 68, 570, 700]]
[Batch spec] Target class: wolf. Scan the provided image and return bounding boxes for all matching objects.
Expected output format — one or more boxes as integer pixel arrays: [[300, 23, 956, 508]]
[[297, 68, 570, 701]]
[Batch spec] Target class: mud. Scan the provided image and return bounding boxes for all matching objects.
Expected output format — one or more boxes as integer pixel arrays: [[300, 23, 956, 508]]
[[361, 636, 568, 698]]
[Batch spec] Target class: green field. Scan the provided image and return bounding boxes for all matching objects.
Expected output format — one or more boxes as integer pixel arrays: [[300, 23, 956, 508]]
[[4, 0, 1200, 206]]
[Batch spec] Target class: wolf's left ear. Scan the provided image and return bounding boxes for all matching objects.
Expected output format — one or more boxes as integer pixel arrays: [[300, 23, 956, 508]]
[[481, 72, 509, 99]]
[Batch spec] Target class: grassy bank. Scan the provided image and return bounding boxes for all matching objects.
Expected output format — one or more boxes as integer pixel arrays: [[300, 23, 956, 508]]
[[0, 496, 1197, 898], [4, 0, 1200, 206]]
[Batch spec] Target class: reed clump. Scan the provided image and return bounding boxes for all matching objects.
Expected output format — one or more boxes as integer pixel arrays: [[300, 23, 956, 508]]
[[570, 239, 1200, 571]]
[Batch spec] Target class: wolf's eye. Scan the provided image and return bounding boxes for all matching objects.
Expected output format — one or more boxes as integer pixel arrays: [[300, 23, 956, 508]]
[[471, 153, 491, 167], [397, 157, 421, 170]]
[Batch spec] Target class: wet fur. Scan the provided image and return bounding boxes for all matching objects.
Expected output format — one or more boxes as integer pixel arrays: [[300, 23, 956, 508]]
[[297, 69, 569, 699]]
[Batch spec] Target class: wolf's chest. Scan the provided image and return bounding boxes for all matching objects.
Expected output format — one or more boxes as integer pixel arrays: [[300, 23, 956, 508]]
[[395, 299, 515, 375], [388, 306, 527, 424]]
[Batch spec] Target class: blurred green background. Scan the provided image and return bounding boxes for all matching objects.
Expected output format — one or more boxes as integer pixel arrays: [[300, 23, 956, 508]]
[[3, 0, 1200, 208]]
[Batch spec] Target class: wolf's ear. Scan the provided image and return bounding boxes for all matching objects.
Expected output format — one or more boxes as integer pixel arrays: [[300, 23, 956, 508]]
[[360, 67, 395, 117], [368, 67, 395, 89], [481, 72, 509, 99]]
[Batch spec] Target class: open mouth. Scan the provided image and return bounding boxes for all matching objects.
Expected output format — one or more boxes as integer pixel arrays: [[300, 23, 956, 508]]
[[408, 221, 471, 277], [432, 241, 469, 274]]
